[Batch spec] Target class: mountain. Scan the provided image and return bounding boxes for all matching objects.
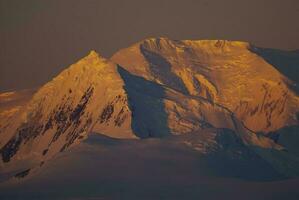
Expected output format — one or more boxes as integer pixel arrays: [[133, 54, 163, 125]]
[[0, 51, 137, 174], [0, 38, 298, 187], [111, 38, 299, 133]]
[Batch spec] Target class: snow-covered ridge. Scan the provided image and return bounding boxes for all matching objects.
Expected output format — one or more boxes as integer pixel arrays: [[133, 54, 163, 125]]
[[0, 37, 298, 180]]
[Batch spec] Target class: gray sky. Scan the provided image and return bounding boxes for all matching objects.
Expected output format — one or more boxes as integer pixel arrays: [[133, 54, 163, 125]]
[[1, 0, 299, 92]]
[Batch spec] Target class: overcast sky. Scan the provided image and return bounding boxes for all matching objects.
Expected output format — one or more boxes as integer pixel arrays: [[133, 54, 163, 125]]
[[0, 0, 299, 92]]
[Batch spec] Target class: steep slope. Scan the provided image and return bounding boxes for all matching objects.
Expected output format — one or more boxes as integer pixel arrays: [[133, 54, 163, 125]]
[[0, 51, 135, 172], [111, 38, 299, 133], [115, 67, 278, 149]]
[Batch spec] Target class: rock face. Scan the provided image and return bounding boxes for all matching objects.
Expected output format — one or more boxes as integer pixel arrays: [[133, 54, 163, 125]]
[[0, 38, 298, 179]]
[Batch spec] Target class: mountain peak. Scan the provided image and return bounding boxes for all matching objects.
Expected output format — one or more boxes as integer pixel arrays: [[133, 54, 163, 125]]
[[84, 50, 105, 61], [88, 50, 100, 57], [74, 50, 109, 71]]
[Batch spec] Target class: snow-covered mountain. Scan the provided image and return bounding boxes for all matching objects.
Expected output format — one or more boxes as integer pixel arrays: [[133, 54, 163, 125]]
[[0, 38, 298, 182], [111, 38, 299, 133], [0, 51, 136, 173]]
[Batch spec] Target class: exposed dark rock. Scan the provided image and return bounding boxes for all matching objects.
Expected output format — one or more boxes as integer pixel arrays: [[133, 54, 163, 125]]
[[1, 120, 47, 162], [1, 136, 22, 162], [43, 117, 53, 133], [52, 87, 94, 144], [54, 108, 69, 124], [99, 104, 114, 123], [14, 169, 31, 179], [42, 149, 48, 156], [114, 107, 127, 127], [61, 116, 93, 153], [70, 87, 94, 123]]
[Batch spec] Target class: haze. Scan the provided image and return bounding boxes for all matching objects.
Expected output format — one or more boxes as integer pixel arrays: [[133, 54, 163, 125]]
[[0, 0, 299, 92]]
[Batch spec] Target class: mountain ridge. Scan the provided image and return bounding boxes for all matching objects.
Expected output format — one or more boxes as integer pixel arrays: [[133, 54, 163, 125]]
[[0, 38, 298, 182]]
